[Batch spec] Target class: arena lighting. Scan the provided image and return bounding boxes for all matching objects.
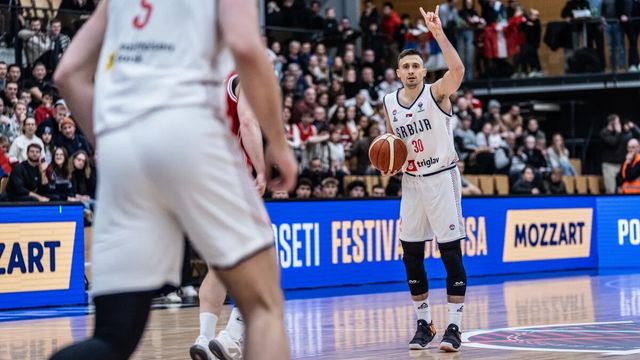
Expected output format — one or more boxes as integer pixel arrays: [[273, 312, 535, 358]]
[[531, 102, 561, 112]]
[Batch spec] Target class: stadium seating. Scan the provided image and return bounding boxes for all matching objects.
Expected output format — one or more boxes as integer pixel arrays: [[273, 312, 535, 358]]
[[494, 175, 509, 195], [563, 176, 576, 194]]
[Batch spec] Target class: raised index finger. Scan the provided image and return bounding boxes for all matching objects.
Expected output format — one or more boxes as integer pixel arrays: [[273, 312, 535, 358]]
[[419, 7, 427, 18], [435, 5, 439, 15]]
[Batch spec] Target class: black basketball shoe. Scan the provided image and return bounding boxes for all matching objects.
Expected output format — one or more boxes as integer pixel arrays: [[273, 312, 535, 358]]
[[439, 323, 462, 352], [409, 319, 437, 350]]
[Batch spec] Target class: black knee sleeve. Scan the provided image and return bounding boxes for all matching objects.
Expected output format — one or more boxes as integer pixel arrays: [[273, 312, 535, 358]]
[[401, 241, 428, 296], [50, 291, 154, 360], [439, 240, 467, 296]]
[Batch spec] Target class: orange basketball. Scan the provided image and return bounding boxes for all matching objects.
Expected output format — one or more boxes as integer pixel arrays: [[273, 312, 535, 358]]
[[368, 134, 408, 174]]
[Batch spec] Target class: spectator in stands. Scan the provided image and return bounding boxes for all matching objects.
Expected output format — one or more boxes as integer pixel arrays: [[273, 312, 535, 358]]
[[600, 114, 639, 193], [46, 147, 75, 201], [501, 104, 524, 137], [295, 178, 313, 199], [377, 68, 402, 99], [294, 87, 317, 123], [20, 90, 35, 115], [350, 123, 381, 175], [321, 177, 340, 198], [0, 100, 17, 142], [381, 2, 402, 63], [312, 106, 328, 131], [24, 62, 54, 102], [457, 160, 482, 196], [561, 0, 606, 72], [8, 117, 43, 163], [323, 7, 340, 49], [308, 1, 324, 30], [371, 184, 386, 197], [620, 0, 640, 72], [300, 157, 330, 190], [619, 138, 640, 193], [0, 136, 10, 178], [481, 99, 501, 130], [514, 8, 543, 77], [543, 168, 568, 194], [358, 66, 381, 107], [547, 133, 577, 176], [454, 96, 478, 131], [347, 180, 367, 198], [1, 81, 19, 111], [6, 143, 49, 202], [271, 190, 290, 199], [360, 0, 381, 34], [338, 17, 361, 49], [6, 65, 22, 89], [474, 122, 501, 173], [284, 107, 302, 162], [454, 114, 478, 162], [38, 99, 67, 139], [34, 92, 55, 126], [0, 61, 7, 89], [69, 150, 96, 209], [459, 0, 485, 81], [48, 18, 71, 71], [602, 0, 626, 71], [520, 135, 548, 171], [41, 126, 54, 166], [328, 127, 349, 174], [385, 172, 402, 196], [511, 166, 541, 195], [523, 118, 546, 141], [55, 117, 93, 156], [362, 22, 387, 63], [18, 18, 52, 68], [439, 0, 460, 48]]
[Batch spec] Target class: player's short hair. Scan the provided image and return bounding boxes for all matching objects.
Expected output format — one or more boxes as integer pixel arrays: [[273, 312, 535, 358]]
[[397, 49, 422, 64]]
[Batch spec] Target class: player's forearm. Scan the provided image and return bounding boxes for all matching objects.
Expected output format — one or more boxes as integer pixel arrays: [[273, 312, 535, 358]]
[[234, 52, 284, 146], [53, 0, 107, 146], [240, 120, 266, 176], [433, 31, 465, 76]]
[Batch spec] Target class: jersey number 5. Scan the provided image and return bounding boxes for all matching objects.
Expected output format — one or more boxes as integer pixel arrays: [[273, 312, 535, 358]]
[[412, 139, 424, 153], [133, 0, 153, 29]]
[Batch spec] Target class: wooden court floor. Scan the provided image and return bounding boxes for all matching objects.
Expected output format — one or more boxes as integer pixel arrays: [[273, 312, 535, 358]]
[[1, 273, 639, 359]]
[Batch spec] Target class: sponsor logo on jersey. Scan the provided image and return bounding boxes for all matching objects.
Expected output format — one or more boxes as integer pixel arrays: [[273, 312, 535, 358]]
[[417, 102, 424, 112], [502, 209, 592, 262]]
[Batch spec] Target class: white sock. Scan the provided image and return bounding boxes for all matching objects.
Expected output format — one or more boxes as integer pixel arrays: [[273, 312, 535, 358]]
[[199, 312, 218, 340], [412, 299, 431, 323], [448, 303, 464, 329], [225, 307, 245, 342]]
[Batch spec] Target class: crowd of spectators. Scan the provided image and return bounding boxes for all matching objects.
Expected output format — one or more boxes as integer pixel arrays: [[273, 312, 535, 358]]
[[1, 1, 639, 205]]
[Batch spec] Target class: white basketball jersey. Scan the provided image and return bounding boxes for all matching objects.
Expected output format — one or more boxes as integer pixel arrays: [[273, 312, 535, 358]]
[[94, 0, 232, 135], [383, 84, 458, 175]]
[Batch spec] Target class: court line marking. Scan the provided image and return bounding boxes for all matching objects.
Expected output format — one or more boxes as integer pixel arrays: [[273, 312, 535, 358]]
[[462, 321, 640, 355]]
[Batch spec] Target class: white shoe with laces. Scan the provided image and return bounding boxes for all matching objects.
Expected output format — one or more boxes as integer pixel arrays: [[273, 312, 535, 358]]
[[181, 285, 198, 297], [165, 291, 182, 303], [209, 330, 242, 360], [190, 335, 216, 360]]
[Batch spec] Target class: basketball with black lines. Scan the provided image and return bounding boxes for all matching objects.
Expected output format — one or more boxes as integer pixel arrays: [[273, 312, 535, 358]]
[[368, 134, 408, 174]]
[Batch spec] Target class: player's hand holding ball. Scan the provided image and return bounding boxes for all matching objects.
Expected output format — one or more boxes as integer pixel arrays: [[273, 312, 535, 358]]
[[369, 134, 408, 176]]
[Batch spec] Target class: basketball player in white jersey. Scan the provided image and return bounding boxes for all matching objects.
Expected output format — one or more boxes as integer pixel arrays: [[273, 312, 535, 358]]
[[381, 6, 466, 352], [190, 71, 266, 360], [49, 1, 296, 360]]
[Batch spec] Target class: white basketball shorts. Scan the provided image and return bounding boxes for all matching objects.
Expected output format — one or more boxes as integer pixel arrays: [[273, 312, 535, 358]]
[[90, 107, 274, 297], [399, 164, 466, 243]]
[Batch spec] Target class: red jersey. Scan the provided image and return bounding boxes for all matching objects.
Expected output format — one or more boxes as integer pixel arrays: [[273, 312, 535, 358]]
[[226, 72, 252, 168]]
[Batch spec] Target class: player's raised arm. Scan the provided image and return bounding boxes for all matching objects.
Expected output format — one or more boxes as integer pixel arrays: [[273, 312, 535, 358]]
[[219, 0, 297, 192], [420, 5, 464, 107], [53, 0, 108, 147]]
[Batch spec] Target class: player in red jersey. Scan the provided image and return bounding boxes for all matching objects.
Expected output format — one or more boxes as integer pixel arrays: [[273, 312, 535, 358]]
[[190, 71, 267, 360]]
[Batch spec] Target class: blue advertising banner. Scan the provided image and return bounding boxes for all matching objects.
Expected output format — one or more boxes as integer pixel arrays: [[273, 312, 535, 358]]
[[0, 204, 86, 309], [266, 196, 598, 290], [597, 196, 640, 269]]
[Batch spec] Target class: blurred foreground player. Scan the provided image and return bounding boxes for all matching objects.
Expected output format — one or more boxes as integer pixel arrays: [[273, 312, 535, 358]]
[[381, 6, 467, 352], [50, 1, 297, 360], [189, 71, 267, 360]]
